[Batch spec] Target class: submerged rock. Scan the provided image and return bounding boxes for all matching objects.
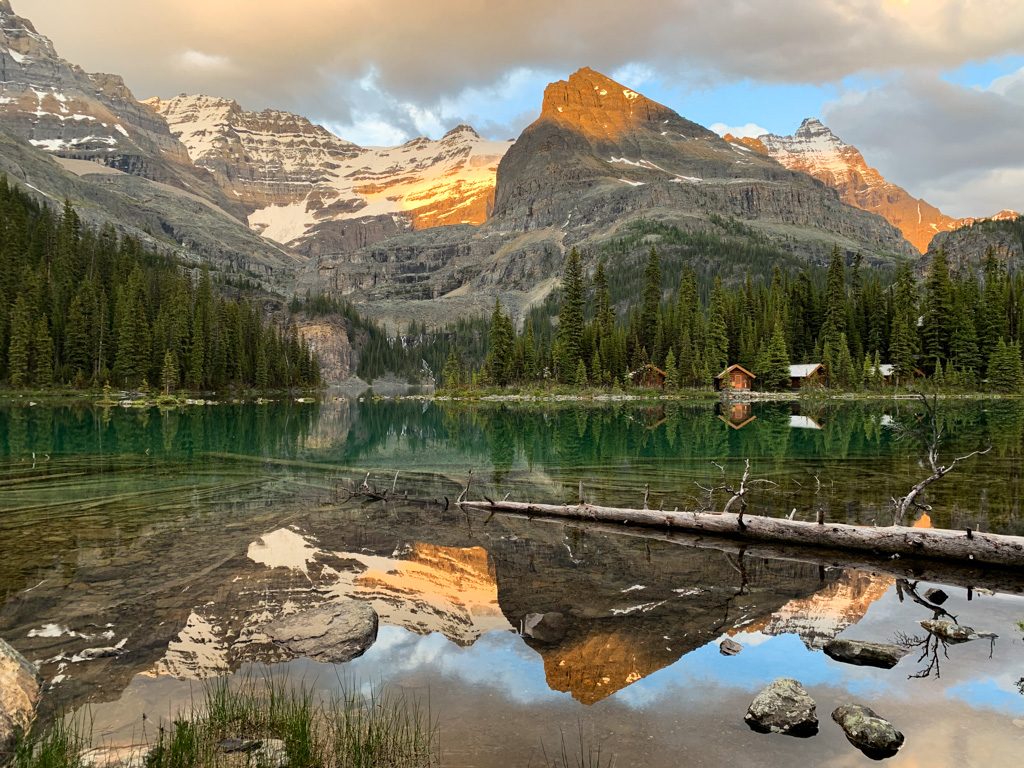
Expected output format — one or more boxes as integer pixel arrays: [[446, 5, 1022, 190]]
[[744, 678, 818, 737], [719, 638, 743, 656], [923, 588, 948, 605], [823, 638, 909, 669], [264, 601, 378, 663], [0, 637, 43, 758], [523, 612, 568, 644], [919, 620, 990, 644], [832, 704, 904, 759]]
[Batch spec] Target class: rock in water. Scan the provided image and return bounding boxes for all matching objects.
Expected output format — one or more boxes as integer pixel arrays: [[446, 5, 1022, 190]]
[[922, 588, 948, 605], [919, 620, 982, 644], [523, 612, 567, 644], [823, 639, 909, 669], [264, 602, 378, 663], [744, 678, 818, 737], [0, 637, 43, 758], [831, 704, 904, 759], [719, 638, 743, 656]]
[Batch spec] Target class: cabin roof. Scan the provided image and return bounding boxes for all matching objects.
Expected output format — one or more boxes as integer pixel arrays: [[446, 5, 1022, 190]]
[[715, 364, 757, 380], [631, 363, 667, 377], [789, 363, 823, 378]]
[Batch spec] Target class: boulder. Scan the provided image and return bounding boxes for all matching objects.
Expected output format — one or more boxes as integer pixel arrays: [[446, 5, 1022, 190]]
[[263, 601, 378, 663], [919, 620, 983, 644], [1, 637, 43, 758], [744, 678, 818, 737], [523, 612, 567, 644], [823, 639, 909, 669], [719, 638, 743, 656], [922, 588, 948, 605], [831, 704, 904, 759]]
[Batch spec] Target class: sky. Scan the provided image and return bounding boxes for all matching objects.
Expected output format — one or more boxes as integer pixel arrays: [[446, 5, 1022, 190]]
[[14, 0, 1024, 218]]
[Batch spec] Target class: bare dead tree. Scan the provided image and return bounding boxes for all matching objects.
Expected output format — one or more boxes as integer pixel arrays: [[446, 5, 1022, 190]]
[[889, 393, 991, 525], [696, 459, 778, 530]]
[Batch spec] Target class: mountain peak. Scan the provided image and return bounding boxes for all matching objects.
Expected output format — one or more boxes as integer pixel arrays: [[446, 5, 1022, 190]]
[[442, 123, 479, 140], [539, 67, 707, 143], [794, 117, 837, 140]]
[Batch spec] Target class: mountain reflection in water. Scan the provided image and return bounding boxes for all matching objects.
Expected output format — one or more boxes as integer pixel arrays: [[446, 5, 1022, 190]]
[[2, 399, 1024, 767]]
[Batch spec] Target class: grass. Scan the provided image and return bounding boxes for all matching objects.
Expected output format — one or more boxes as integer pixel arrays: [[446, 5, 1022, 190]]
[[535, 725, 616, 768], [11, 678, 438, 768]]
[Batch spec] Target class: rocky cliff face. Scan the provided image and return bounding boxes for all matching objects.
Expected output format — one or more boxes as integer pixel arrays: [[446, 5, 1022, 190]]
[[490, 68, 914, 262], [148, 95, 511, 255], [0, 2, 240, 217], [751, 119, 1019, 254], [926, 214, 1024, 272], [295, 316, 356, 385]]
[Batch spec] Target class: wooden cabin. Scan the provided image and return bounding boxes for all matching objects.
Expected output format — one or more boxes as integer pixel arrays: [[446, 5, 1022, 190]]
[[714, 364, 756, 391], [631, 364, 667, 389], [789, 363, 825, 389]]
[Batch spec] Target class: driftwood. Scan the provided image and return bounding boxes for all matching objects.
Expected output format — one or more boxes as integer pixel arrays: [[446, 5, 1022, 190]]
[[458, 497, 1024, 569]]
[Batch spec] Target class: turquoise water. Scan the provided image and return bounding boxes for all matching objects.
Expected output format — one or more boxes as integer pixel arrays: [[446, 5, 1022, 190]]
[[1, 397, 1022, 766]]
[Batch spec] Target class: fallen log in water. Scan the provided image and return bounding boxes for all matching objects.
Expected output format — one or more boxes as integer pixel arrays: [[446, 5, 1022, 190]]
[[458, 499, 1024, 569]]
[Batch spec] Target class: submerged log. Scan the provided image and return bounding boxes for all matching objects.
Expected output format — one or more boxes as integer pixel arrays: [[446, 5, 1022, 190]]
[[458, 499, 1024, 569]]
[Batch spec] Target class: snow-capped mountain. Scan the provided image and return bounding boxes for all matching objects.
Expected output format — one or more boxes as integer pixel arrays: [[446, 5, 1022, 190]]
[[737, 118, 1018, 253], [148, 94, 512, 255], [0, 0, 236, 211]]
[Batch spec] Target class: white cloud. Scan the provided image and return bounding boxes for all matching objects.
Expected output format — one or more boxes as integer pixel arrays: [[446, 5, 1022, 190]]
[[175, 50, 233, 72], [709, 122, 769, 139], [824, 73, 1024, 218]]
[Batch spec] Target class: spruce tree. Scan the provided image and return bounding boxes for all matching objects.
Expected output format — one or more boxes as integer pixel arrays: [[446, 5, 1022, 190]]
[[7, 294, 31, 388], [922, 248, 953, 370], [664, 348, 678, 390], [760, 321, 791, 390], [556, 249, 585, 381], [987, 339, 1024, 392], [640, 247, 661, 354], [161, 349, 179, 395], [441, 346, 462, 389], [33, 315, 53, 386]]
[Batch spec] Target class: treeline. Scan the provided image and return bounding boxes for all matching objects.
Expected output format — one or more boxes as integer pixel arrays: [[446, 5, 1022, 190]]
[[0, 180, 319, 391], [450, 235, 1024, 393]]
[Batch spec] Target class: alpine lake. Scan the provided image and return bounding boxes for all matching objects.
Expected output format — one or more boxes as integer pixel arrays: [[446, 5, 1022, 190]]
[[1, 394, 1023, 767]]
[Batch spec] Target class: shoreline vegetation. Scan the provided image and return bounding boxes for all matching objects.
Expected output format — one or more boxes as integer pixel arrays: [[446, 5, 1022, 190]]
[[11, 679, 438, 768]]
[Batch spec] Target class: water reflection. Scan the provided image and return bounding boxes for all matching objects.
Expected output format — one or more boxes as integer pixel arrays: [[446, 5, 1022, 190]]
[[3, 399, 1024, 766]]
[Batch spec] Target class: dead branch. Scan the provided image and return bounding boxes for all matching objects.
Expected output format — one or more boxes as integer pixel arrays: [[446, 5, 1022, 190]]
[[891, 393, 992, 525]]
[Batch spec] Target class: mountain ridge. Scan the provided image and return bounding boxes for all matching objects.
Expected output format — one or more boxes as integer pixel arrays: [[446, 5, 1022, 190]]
[[738, 118, 1019, 253]]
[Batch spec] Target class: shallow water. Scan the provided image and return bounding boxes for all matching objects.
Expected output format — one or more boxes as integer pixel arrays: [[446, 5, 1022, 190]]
[[1, 398, 1022, 766]]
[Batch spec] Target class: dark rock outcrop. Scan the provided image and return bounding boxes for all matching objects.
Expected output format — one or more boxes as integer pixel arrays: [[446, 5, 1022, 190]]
[[823, 638, 909, 669]]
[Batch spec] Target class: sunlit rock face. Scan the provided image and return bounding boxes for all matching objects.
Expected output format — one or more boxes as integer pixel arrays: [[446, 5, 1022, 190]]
[[751, 119, 1019, 254], [0, 2, 236, 213], [490, 68, 914, 262], [148, 95, 511, 255], [739, 570, 893, 650]]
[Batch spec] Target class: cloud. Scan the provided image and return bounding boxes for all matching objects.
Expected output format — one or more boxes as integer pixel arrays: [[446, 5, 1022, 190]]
[[175, 50, 233, 72], [15, 0, 1024, 126], [709, 122, 769, 139], [823, 70, 1024, 217]]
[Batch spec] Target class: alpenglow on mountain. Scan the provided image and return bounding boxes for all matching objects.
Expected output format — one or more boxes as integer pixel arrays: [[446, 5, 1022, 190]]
[[730, 118, 1019, 253], [147, 95, 512, 256]]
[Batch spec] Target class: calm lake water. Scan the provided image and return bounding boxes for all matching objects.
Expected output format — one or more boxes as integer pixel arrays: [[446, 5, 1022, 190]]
[[1, 397, 1022, 766]]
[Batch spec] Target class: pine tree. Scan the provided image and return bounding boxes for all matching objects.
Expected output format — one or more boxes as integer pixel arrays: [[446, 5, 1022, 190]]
[[986, 339, 1024, 392], [161, 349, 179, 395], [760, 320, 791, 390], [890, 265, 919, 385], [922, 248, 953, 370], [574, 358, 589, 388], [484, 299, 514, 386], [33, 315, 53, 386], [640, 247, 661, 354], [664, 347, 678, 390], [7, 294, 31, 388], [556, 249, 585, 381], [442, 346, 463, 389], [819, 246, 847, 353]]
